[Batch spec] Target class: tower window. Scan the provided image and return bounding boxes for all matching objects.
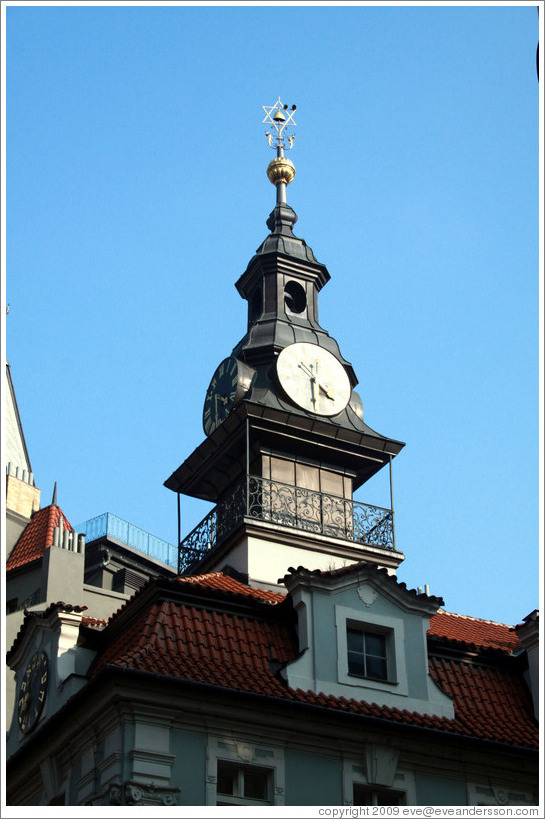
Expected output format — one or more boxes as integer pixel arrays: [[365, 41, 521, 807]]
[[250, 286, 263, 324], [347, 626, 388, 681], [284, 280, 306, 314]]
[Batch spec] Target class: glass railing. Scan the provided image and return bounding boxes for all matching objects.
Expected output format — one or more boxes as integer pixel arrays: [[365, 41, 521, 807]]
[[77, 512, 177, 570]]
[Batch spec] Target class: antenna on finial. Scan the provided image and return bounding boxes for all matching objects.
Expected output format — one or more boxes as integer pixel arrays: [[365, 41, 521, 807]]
[[262, 97, 297, 205], [52, 481, 57, 506]]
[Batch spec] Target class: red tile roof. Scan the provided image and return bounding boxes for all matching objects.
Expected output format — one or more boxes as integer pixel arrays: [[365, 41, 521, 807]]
[[176, 574, 521, 654], [81, 616, 108, 629], [91, 573, 537, 749], [176, 572, 285, 603], [429, 657, 537, 747], [95, 598, 296, 697], [6, 505, 74, 571], [429, 610, 520, 653]]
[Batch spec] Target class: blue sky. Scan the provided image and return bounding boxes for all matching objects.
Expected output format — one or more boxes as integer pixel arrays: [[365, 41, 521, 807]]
[[4, 2, 541, 626]]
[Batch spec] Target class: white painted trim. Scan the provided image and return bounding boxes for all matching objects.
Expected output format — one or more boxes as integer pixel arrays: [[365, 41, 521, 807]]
[[205, 734, 285, 806], [342, 755, 416, 806], [336, 604, 409, 696], [467, 782, 537, 807]]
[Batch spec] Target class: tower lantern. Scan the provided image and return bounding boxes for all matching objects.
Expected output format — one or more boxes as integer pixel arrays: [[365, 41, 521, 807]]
[[165, 100, 405, 589]]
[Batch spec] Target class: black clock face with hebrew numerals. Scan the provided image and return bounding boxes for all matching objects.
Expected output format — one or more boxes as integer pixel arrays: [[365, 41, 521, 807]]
[[203, 357, 241, 436], [18, 650, 49, 733]]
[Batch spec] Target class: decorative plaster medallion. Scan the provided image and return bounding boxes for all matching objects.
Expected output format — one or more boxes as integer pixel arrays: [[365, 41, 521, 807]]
[[126, 784, 143, 803], [108, 785, 122, 805], [357, 583, 378, 607], [236, 742, 253, 762], [494, 789, 508, 805]]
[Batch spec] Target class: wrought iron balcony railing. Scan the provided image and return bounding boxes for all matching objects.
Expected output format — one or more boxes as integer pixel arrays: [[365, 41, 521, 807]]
[[179, 475, 395, 573]]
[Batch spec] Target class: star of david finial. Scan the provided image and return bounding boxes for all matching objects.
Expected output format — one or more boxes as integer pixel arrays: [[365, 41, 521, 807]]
[[262, 97, 297, 152]]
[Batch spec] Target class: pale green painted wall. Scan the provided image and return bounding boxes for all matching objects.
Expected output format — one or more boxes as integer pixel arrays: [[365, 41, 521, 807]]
[[285, 749, 343, 806], [415, 772, 467, 806], [311, 583, 431, 702], [170, 727, 207, 806]]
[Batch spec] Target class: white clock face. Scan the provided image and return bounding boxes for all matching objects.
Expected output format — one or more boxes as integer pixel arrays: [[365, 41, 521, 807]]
[[276, 342, 351, 416]]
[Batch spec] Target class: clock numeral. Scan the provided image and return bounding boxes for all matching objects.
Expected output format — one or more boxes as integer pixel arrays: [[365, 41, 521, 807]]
[[41, 671, 48, 684]]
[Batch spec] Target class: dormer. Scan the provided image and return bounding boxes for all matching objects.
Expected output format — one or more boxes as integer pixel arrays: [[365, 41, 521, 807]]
[[281, 562, 454, 719], [6, 603, 98, 761]]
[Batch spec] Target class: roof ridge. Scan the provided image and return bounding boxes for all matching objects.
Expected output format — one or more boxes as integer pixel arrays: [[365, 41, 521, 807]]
[[176, 572, 285, 603], [437, 609, 515, 629]]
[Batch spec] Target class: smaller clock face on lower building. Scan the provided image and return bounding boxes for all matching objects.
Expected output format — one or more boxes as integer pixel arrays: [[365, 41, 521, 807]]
[[18, 650, 49, 733]]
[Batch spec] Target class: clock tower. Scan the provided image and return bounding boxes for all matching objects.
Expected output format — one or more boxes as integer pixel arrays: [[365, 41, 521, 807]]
[[165, 99, 405, 590]]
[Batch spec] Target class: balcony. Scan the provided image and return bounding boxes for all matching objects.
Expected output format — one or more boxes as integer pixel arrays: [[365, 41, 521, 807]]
[[179, 475, 395, 574], [77, 512, 178, 570]]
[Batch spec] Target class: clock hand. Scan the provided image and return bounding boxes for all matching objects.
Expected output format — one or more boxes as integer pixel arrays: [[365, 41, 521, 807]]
[[318, 382, 335, 400], [298, 362, 318, 407], [309, 373, 316, 407]]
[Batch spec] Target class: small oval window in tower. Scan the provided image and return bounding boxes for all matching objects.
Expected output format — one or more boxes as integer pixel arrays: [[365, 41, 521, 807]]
[[284, 280, 306, 314]]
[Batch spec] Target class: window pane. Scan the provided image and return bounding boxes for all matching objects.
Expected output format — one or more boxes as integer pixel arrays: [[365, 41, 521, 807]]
[[366, 655, 388, 680], [378, 790, 404, 805], [217, 763, 236, 796], [244, 769, 269, 800], [348, 652, 366, 676], [270, 457, 295, 485], [354, 786, 404, 806], [347, 628, 363, 652], [365, 632, 386, 659], [296, 462, 320, 491], [353, 786, 374, 805]]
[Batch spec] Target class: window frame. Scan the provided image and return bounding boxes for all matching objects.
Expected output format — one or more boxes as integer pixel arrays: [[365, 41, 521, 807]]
[[347, 625, 389, 681], [206, 735, 285, 806], [216, 760, 272, 806], [343, 758, 415, 806], [353, 783, 406, 806], [335, 604, 409, 696]]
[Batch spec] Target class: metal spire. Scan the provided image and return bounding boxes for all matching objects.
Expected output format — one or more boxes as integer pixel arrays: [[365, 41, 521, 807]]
[[262, 97, 297, 205]]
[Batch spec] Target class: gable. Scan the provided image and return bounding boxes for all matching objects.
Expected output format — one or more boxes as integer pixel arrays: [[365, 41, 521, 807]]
[[281, 564, 454, 718], [6, 505, 74, 572]]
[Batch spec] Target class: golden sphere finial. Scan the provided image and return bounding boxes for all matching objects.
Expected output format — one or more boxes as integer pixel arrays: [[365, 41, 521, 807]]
[[267, 156, 296, 187]]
